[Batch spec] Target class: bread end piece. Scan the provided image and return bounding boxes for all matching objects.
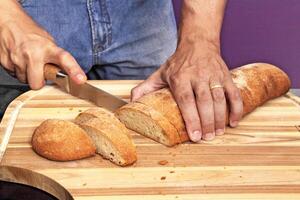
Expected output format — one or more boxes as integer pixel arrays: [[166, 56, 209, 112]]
[[32, 119, 96, 161], [231, 63, 291, 115]]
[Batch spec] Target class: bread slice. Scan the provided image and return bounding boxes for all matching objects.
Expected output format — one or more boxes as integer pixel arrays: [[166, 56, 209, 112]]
[[116, 63, 291, 145], [115, 102, 180, 146], [32, 119, 96, 161], [136, 88, 189, 143], [79, 117, 137, 166], [75, 108, 132, 139]]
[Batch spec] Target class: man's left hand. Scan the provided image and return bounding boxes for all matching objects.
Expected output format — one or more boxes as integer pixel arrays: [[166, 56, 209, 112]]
[[131, 39, 243, 142]]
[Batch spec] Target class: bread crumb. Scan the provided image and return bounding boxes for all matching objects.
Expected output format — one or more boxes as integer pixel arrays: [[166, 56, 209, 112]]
[[158, 160, 168, 165], [160, 176, 166, 180]]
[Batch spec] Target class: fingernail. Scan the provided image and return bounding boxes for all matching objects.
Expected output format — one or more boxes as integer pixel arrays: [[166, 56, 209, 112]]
[[230, 120, 239, 127], [190, 130, 202, 142], [203, 132, 215, 141], [216, 129, 225, 136], [76, 74, 86, 82]]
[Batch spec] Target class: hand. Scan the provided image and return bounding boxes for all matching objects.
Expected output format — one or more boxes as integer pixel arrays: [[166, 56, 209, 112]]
[[131, 40, 243, 142], [0, 2, 86, 89]]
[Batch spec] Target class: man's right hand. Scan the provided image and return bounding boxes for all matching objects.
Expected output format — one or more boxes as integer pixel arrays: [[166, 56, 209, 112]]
[[0, 0, 86, 89]]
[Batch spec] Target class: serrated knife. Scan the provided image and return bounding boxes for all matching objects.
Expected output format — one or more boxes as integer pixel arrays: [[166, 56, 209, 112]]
[[44, 64, 127, 111]]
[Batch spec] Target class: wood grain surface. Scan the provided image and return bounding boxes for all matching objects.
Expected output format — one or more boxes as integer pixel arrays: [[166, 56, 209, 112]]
[[1, 80, 300, 200]]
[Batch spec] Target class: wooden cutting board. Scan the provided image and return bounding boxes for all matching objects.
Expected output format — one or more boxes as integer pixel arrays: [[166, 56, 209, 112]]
[[1, 80, 300, 200]]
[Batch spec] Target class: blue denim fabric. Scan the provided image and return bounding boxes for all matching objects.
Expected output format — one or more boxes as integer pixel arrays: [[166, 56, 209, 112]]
[[19, 0, 178, 79]]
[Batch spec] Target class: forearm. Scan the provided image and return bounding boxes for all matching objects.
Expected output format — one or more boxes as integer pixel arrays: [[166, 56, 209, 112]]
[[0, 0, 32, 26], [179, 0, 227, 46]]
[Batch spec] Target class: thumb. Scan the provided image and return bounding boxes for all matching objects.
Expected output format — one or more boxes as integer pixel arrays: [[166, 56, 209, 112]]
[[131, 67, 167, 102]]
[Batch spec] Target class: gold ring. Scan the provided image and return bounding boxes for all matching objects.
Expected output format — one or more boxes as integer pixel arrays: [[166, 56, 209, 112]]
[[210, 84, 223, 90]]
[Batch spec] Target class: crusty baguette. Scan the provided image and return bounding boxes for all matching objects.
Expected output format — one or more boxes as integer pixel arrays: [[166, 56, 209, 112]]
[[32, 119, 96, 161], [116, 63, 291, 145], [79, 117, 137, 166]]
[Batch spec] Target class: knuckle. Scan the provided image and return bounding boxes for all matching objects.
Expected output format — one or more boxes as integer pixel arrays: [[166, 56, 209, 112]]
[[183, 113, 198, 125], [58, 50, 71, 63], [212, 89, 225, 103], [169, 74, 181, 86], [201, 122, 214, 133], [22, 49, 32, 61], [131, 87, 140, 96], [215, 116, 226, 126], [195, 87, 211, 102], [230, 87, 242, 101], [176, 91, 194, 104]]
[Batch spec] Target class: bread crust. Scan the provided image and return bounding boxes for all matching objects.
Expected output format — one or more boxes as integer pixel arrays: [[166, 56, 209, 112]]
[[75, 108, 132, 139], [32, 119, 96, 161], [231, 63, 291, 114]]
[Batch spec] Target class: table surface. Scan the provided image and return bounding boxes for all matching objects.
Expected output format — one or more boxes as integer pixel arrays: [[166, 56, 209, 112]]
[[1, 80, 300, 200]]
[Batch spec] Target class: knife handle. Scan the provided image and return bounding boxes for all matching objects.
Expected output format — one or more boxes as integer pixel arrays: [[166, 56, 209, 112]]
[[44, 64, 63, 82]]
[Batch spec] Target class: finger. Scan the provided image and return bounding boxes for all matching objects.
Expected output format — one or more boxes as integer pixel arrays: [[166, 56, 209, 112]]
[[210, 80, 226, 136], [170, 79, 202, 142], [193, 82, 215, 141], [131, 68, 166, 101], [27, 59, 45, 90], [15, 66, 27, 83], [9, 51, 27, 83], [224, 79, 243, 127], [0, 54, 15, 72], [46, 46, 86, 84]]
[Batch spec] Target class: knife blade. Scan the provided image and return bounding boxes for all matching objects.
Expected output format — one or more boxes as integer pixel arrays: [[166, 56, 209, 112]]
[[44, 64, 127, 111]]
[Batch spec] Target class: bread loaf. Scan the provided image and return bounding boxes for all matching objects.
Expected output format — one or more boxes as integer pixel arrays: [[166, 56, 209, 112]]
[[76, 108, 137, 166], [32, 119, 96, 161], [116, 63, 291, 146]]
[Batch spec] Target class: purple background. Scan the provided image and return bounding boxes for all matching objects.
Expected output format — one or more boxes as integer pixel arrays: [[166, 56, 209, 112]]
[[172, 0, 300, 88]]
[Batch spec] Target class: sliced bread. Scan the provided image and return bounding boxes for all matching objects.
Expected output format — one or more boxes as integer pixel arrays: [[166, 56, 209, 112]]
[[79, 117, 137, 166], [115, 102, 180, 146], [32, 119, 96, 161]]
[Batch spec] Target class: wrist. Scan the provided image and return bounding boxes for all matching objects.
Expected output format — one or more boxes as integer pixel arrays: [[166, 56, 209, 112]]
[[178, 31, 221, 53]]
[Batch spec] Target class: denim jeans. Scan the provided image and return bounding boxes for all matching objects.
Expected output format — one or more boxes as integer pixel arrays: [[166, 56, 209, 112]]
[[19, 0, 178, 79], [0, 0, 178, 118]]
